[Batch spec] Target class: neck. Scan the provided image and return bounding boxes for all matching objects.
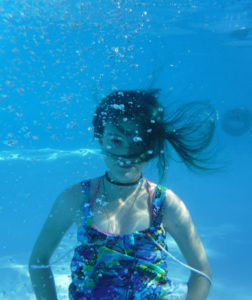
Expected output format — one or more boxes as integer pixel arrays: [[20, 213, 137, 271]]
[[105, 172, 142, 186]]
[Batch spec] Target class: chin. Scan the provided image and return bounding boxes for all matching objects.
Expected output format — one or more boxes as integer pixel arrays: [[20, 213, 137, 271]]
[[108, 166, 136, 176], [118, 169, 141, 180]]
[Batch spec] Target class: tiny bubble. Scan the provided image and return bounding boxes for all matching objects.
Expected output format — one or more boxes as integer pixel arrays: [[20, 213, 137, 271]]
[[131, 64, 139, 68], [133, 136, 142, 142]]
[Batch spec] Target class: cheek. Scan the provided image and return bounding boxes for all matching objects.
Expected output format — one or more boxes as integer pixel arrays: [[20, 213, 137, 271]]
[[103, 154, 118, 166], [132, 162, 147, 172], [102, 142, 122, 155], [139, 163, 147, 170]]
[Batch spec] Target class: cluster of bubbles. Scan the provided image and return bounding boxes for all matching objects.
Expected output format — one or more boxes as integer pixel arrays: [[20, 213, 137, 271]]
[[0, 1, 158, 150]]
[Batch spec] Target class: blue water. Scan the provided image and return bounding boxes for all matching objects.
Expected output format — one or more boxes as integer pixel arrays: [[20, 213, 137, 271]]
[[0, 1, 252, 299]]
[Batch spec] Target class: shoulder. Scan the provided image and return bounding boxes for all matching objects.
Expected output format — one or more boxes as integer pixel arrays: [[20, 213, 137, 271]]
[[161, 188, 193, 238], [63, 177, 102, 207], [62, 176, 100, 199], [51, 182, 83, 224], [147, 180, 173, 204], [52, 177, 101, 225], [146, 180, 192, 234], [59, 182, 83, 207], [164, 188, 186, 212]]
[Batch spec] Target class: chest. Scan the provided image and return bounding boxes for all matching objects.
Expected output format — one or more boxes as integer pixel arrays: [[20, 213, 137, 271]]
[[91, 189, 152, 235]]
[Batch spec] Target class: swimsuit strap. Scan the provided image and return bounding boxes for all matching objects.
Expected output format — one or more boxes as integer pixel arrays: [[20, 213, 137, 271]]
[[149, 184, 166, 229], [90, 176, 103, 207], [79, 180, 92, 232], [145, 179, 154, 207], [80, 180, 91, 195]]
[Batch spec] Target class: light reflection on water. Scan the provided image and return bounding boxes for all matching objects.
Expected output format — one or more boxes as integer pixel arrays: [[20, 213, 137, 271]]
[[0, 148, 100, 162]]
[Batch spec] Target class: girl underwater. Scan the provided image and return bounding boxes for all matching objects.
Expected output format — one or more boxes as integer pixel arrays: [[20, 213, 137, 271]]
[[29, 89, 215, 300]]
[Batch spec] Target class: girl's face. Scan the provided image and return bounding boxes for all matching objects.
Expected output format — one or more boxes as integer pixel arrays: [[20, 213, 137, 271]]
[[99, 121, 148, 182]]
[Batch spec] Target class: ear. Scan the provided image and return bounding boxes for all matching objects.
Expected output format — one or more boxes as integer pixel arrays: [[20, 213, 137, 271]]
[[94, 134, 103, 145]]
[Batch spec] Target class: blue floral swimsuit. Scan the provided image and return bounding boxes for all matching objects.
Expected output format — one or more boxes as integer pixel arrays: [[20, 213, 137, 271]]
[[69, 178, 178, 299]]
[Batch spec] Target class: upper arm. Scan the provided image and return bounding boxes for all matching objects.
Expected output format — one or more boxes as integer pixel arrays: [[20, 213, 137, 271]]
[[162, 190, 211, 275], [29, 183, 83, 265]]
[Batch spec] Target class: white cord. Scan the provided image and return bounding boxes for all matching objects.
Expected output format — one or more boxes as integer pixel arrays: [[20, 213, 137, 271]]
[[31, 237, 212, 285], [30, 246, 77, 269], [147, 235, 212, 285]]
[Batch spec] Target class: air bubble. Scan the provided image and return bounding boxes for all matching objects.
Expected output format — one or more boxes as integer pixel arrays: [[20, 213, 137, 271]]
[[24, 132, 31, 139], [133, 136, 142, 142], [112, 47, 119, 53], [111, 104, 125, 111], [66, 121, 78, 129], [4, 139, 18, 147], [131, 64, 139, 68], [96, 198, 102, 204]]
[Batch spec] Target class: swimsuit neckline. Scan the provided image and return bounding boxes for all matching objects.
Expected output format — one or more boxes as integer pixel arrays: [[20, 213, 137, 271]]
[[87, 176, 155, 237], [90, 222, 151, 237]]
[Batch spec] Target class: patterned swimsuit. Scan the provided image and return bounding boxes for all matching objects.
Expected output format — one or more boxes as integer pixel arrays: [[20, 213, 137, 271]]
[[69, 178, 178, 299]]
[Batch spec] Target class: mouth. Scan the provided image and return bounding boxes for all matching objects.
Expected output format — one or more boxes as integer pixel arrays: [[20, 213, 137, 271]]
[[119, 165, 133, 169]]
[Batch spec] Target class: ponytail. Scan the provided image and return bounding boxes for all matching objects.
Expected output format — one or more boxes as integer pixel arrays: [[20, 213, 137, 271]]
[[156, 102, 217, 179]]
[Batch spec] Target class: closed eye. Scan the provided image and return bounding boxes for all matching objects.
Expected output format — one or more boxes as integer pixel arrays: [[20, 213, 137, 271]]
[[110, 138, 123, 145]]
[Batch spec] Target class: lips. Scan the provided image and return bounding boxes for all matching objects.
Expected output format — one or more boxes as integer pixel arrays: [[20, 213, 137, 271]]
[[119, 164, 133, 169]]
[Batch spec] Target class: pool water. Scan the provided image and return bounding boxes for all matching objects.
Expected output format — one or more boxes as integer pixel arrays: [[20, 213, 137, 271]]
[[0, 1, 252, 299]]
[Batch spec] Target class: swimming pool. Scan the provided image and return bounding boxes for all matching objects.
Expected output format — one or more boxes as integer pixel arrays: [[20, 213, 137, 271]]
[[0, 1, 252, 299]]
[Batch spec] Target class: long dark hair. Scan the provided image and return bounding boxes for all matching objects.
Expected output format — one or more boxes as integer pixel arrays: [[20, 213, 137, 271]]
[[92, 89, 217, 179]]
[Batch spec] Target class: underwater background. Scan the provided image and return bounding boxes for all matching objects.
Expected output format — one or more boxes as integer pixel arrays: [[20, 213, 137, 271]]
[[0, 1, 251, 299]]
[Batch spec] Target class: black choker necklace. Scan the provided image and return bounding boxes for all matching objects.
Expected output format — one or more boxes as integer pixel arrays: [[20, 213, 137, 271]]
[[105, 172, 142, 186]]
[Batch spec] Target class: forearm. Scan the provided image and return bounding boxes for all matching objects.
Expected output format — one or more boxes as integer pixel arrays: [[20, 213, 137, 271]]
[[29, 265, 57, 300], [186, 273, 212, 300]]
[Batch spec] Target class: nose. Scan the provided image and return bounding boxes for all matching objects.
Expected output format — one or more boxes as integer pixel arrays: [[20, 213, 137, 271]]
[[125, 143, 133, 155], [123, 142, 140, 158]]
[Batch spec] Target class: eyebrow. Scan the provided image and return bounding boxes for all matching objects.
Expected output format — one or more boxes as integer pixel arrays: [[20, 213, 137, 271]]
[[106, 126, 132, 138], [108, 133, 122, 138], [115, 124, 135, 137]]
